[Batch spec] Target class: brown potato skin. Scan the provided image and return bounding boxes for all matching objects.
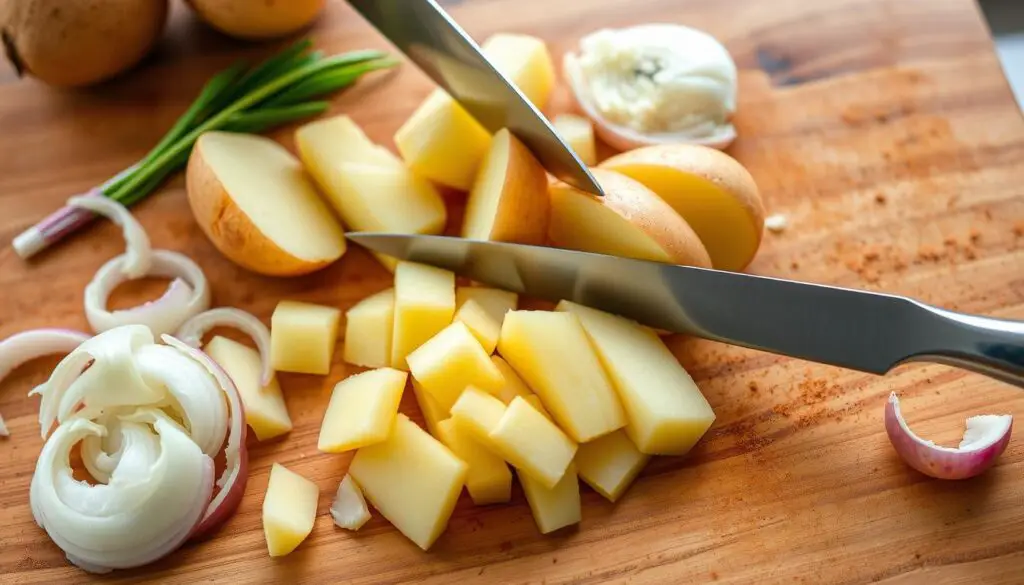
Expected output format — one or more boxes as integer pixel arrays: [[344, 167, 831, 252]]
[[186, 138, 335, 277]]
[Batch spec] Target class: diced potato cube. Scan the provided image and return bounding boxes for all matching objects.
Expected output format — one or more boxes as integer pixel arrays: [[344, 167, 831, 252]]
[[556, 301, 715, 455], [317, 368, 407, 453], [454, 287, 517, 353], [497, 310, 626, 442], [394, 89, 492, 190], [518, 463, 581, 535], [330, 474, 371, 531], [552, 114, 596, 166], [263, 463, 319, 556], [523, 394, 550, 418], [489, 396, 577, 488], [205, 336, 292, 441], [349, 414, 468, 550], [481, 34, 556, 110], [270, 300, 341, 375], [296, 114, 399, 172], [391, 262, 456, 369], [412, 378, 447, 438], [452, 300, 500, 354], [450, 386, 507, 453], [436, 418, 512, 505], [343, 288, 395, 368], [574, 430, 650, 502], [487, 355, 533, 404], [407, 321, 505, 413]]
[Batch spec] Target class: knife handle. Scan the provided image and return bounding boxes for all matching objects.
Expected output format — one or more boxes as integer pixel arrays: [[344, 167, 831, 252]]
[[904, 302, 1024, 388]]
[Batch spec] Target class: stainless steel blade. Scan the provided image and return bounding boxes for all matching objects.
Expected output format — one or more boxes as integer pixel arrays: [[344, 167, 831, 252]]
[[347, 0, 604, 196], [347, 233, 1024, 388]]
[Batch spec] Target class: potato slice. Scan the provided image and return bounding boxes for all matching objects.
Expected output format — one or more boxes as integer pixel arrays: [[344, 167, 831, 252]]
[[553, 114, 596, 166], [436, 418, 512, 505], [407, 322, 505, 413], [600, 144, 765, 271], [343, 288, 394, 368], [186, 131, 346, 276], [395, 89, 492, 190], [263, 463, 319, 556], [412, 378, 447, 438], [296, 114, 399, 171], [450, 386, 507, 453], [497, 310, 626, 442], [518, 463, 581, 535], [317, 368, 407, 453], [349, 414, 468, 550], [548, 168, 711, 267], [270, 300, 341, 375], [204, 336, 292, 441], [391, 262, 456, 370], [487, 355, 533, 404], [574, 430, 649, 502], [331, 474, 371, 531], [462, 128, 550, 245], [481, 33, 556, 110], [557, 301, 715, 455], [489, 396, 577, 488]]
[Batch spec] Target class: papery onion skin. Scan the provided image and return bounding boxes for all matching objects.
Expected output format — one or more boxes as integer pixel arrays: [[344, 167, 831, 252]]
[[885, 392, 1013, 480], [176, 307, 273, 386]]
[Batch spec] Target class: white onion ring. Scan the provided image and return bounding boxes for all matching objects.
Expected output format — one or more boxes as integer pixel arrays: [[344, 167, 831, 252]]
[[176, 308, 273, 386], [162, 335, 248, 537], [0, 414, 7, 438], [885, 392, 1013, 480], [84, 250, 211, 337], [68, 195, 151, 279]]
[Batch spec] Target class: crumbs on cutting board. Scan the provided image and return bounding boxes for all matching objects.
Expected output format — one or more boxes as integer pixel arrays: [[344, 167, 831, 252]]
[[764, 214, 788, 233]]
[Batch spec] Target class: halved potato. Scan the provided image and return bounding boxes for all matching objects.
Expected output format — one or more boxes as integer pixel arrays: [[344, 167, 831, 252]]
[[600, 144, 764, 271], [547, 168, 711, 267], [186, 131, 346, 276], [462, 128, 550, 245]]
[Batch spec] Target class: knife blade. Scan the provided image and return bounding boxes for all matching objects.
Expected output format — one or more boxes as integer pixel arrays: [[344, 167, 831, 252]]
[[347, 233, 1024, 388], [347, 0, 604, 197]]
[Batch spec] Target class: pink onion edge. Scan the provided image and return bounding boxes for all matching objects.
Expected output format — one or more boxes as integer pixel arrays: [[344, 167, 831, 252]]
[[884, 392, 1013, 480], [161, 335, 248, 538]]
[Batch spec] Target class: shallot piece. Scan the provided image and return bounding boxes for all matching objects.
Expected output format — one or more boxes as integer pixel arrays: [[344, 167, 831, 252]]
[[176, 308, 273, 386], [885, 392, 1013, 480]]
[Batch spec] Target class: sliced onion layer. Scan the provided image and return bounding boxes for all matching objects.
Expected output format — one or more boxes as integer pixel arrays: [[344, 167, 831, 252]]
[[176, 308, 273, 386], [68, 195, 151, 279], [885, 392, 1013, 480]]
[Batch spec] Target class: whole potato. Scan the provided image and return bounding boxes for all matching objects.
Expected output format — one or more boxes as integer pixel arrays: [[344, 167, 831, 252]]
[[0, 0, 168, 88], [186, 0, 325, 40]]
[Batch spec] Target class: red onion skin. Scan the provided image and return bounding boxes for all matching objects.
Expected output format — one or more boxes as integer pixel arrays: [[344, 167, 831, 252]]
[[190, 442, 248, 540]]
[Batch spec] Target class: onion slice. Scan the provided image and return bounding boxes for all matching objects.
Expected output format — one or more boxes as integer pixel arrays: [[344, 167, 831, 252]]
[[176, 308, 273, 386], [162, 335, 248, 538], [68, 195, 151, 279], [84, 250, 211, 337], [885, 392, 1013, 480]]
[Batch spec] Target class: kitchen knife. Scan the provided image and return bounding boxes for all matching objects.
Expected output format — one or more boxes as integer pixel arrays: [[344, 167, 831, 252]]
[[347, 0, 604, 197], [346, 233, 1024, 389]]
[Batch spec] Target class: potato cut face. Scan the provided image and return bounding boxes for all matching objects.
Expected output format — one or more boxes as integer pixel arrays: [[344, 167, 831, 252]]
[[518, 463, 581, 535], [450, 386, 507, 453], [412, 378, 448, 438], [481, 33, 556, 110], [436, 418, 512, 505], [456, 287, 518, 320], [263, 463, 319, 557], [270, 300, 341, 375], [486, 355, 534, 404], [489, 397, 578, 488], [407, 322, 505, 413], [343, 288, 395, 368], [205, 336, 292, 441], [391, 262, 456, 369], [296, 114, 399, 175], [553, 114, 596, 166], [556, 301, 715, 455], [574, 429, 650, 502], [334, 162, 447, 235], [349, 414, 468, 550], [318, 368, 407, 453], [453, 299, 501, 355]]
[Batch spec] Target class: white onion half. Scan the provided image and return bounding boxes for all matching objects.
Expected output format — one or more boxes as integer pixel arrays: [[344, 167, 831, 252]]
[[68, 195, 151, 279], [29, 410, 214, 573], [885, 392, 1013, 480], [84, 250, 211, 337], [176, 308, 273, 386]]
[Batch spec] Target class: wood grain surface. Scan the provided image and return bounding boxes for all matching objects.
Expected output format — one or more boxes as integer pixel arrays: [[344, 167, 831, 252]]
[[2, 0, 1023, 583]]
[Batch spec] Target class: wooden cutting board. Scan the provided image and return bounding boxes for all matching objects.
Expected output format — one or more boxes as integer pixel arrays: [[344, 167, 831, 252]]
[[1, 0, 1022, 583]]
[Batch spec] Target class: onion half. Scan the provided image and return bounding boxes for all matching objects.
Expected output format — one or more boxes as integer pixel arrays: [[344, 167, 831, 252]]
[[885, 392, 1013, 480], [176, 308, 273, 386]]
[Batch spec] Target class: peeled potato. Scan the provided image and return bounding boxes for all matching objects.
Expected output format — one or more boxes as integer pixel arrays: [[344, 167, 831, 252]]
[[548, 168, 711, 268], [186, 0, 324, 40], [600, 145, 764, 271], [186, 131, 346, 276]]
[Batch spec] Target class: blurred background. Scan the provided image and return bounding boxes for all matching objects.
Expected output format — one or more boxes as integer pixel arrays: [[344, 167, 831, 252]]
[[980, 0, 1024, 107]]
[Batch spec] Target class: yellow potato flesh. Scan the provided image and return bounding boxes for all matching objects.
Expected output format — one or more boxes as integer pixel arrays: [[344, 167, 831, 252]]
[[412, 378, 448, 438], [456, 287, 518, 321], [436, 418, 512, 505], [391, 262, 456, 370], [343, 288, 394, 369], [394, 89, 492, 190], [204, 336, 292, 441], [406, 322, 505, 413], [450, 386, 507, 453], [556, 301, 715, 455], [574, 430, 649, 502], [296, 114, 398, 172], [489, 396, 577, 488], [481, 33, 556, 110], [349, 414, 468, 550], [263, 463, 319, 557], [453, 299, 501, 354], [487, 355, 533, 404], [497, 310, 626, 442], [317, 368, 407, 453], [270, 300, 341, 375], [518, 463, 581, 535], [553, 114, 597, 166]]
